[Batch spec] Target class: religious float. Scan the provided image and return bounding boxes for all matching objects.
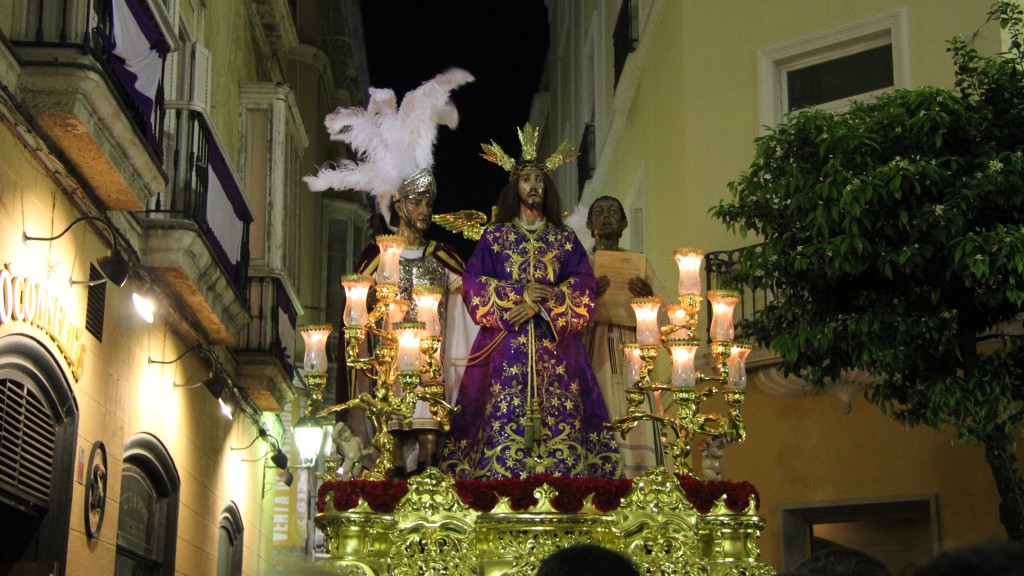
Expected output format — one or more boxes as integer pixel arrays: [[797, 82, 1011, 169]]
[[300, 243, 775, 575]]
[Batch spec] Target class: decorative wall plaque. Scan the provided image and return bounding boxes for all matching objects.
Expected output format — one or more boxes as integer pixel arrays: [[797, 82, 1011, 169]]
[[84, 441, 107, 539]]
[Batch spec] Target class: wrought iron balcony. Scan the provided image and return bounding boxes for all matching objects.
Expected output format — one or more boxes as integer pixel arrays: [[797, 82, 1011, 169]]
[[9, 0, 177, 209], [704, 244, 771, 342], [234, 275, 302, 412], [139, 103, 253, 345]]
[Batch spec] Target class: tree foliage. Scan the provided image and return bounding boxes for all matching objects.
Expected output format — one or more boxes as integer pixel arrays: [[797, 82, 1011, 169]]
[[712, 2, 1024, 537]]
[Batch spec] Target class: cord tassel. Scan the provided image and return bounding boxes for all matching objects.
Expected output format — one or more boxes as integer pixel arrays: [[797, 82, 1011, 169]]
[[523, 320, 542, 449]]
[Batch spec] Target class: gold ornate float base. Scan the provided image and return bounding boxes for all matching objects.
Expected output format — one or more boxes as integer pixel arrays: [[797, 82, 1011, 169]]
[[315, 468, 775, 576]]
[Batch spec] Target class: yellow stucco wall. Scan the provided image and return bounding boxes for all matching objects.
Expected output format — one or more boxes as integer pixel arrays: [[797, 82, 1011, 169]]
[[0, 4, 12, 36], [0, 124, 280, 575], [730, 386, 1008, 568]]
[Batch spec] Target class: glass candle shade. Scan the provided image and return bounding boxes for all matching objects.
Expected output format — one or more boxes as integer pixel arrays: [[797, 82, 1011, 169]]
[[412, 285, 443, 337], [387, 299, 411, 327], [707, 289, 741, 342], [394, 321, 425, 372], [622, 343, 644, 388], [375, 234, 407, 286], [726, 343, 753, 390], [673, 247, 704, 296], [631, 296, 662, 346], [341, 274, 373, 327], [666, 340, 700, 388], [664, 303, 690, 339], [299, 324, 334, 372]]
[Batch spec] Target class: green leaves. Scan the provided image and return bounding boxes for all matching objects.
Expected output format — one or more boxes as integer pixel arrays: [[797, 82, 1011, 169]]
[[714, 1, 1024, 455]]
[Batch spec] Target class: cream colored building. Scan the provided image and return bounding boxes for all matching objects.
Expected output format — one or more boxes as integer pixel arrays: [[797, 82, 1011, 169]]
[[540, 0, 1014, 572], [0, 0, 370, 574]]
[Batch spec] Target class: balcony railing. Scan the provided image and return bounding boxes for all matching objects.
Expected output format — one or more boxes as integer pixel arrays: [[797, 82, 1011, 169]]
[[613, 0, 637, 89], [12, 0, 172, 159], [705, 244, 773, 341], [577, 122, 595, 199], [149, 103, 253, 297], [239, 275, 298, 381]]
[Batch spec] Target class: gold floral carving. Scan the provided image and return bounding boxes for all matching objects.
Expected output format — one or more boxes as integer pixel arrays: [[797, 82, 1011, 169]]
[[697, 496, 773, 576], [387, 470, 478, 576], [314, 470, 774, 575]]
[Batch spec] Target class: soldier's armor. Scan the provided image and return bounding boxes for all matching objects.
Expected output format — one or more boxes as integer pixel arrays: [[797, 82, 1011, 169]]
[[398, 250, 449, 334], [389, 249, 450, 432]]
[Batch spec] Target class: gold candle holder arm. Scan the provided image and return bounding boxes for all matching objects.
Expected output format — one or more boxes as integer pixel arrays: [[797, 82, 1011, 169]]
[[419, 336, 443, 381], [607, 411, 677, 438], [343, 326, 375, 371], [414, 387, 460, 431], [724, 389, 747, 443]]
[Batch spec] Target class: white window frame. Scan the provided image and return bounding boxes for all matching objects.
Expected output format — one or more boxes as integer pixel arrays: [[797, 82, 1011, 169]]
[[758, 8, 910, 131]]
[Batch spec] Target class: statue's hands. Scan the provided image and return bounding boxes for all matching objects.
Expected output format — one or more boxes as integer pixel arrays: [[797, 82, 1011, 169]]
[[596, 275, 611, 297], [628, 276, 653, 297], [509, 302, 539, 327], [526, 282, 554, 303], [449, 276, 464, 295]]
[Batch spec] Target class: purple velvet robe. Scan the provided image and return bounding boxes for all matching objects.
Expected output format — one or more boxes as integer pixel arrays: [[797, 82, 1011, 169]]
[[440, 221, 623, 479]]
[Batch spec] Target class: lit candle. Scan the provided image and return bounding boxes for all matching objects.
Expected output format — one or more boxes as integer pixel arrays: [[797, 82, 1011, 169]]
[[387, 299, 411, 329], [631, 296, 662, 346], [341, 274, 373, 326], [622, 343, 644, 388], [707, 290, 741, 342], [673, 247, 704, 296], [666, 340, 699, 388], [394, 321, 424, 372], [664, 303, 690, 339], [299, 324, 334, 372], [412, 285, 443, 337], [375, 234, 407, 286], [726, 343, 753, 390]]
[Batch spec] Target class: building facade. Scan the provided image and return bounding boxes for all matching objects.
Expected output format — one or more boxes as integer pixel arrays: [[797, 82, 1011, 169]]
[[539, 0, 1015, 572], [0, 0, 370, 574]]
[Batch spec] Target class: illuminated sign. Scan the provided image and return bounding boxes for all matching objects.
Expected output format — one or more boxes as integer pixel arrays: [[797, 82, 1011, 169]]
[[0, 263, 86, 378]]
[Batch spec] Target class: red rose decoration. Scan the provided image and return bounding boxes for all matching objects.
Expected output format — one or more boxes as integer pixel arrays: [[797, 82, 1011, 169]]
[[319, 475, 755, 516]]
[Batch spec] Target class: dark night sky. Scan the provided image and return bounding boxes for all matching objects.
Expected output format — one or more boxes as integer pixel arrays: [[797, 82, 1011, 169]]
[[359, 0, 550, 258]]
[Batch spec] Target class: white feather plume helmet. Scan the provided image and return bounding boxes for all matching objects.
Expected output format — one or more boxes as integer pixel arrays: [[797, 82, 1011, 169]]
[[302, 67, 475, 221]]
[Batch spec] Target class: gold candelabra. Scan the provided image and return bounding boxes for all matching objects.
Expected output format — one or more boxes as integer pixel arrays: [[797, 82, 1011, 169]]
[[607, 247, 752, 478], [320, 235, 458, 481]]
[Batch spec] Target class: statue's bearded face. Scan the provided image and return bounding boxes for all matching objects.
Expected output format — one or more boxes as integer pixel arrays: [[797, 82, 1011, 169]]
[[517, 167, 545, 211]]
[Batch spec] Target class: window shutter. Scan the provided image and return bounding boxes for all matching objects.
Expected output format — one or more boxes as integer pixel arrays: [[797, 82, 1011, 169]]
[[191, 43, 212, 114]]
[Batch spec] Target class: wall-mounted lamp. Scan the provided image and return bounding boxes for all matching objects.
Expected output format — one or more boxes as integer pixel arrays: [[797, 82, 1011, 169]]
[[130, 268, 158, 323], [236, 427, 290, 470], [151, 345, 236, 419], [23, 215, 132, 287], [218, 387, 238, 420], [133, 292, 156, 323], [262, 464, 295, 496]]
